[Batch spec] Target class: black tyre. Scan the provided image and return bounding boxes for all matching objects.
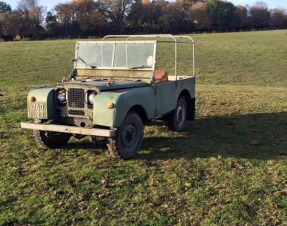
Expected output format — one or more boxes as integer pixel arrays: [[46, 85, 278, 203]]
[[34, 130, 71, 149], [167, 96, 187, 132], [107, 112, 143, 159]]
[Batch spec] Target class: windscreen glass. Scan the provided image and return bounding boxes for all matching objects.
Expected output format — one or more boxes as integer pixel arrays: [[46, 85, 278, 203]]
[[76, 42, 155, 69]]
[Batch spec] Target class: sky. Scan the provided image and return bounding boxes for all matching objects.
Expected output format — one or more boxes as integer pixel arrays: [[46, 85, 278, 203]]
[[3, 0, 287, 12]]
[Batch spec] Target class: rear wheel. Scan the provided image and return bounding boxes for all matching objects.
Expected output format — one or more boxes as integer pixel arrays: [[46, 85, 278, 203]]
[[107, 112, 143, 159], [34, 130, 71, 149], [167, 96, 187, 132]]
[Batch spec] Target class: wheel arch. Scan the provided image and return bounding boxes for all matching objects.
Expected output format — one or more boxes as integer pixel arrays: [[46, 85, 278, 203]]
[[179, 89, 195, 121], [128, 105, 149, 125]]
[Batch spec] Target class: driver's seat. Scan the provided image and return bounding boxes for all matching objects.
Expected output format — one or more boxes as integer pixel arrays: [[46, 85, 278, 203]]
[[155, 70, 168, 84]]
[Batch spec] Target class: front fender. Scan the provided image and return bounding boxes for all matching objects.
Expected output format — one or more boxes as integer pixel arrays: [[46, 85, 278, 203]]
[[93, 92, 120, 127], [93, 87, 155, 127], [27, 87, 55, 120]]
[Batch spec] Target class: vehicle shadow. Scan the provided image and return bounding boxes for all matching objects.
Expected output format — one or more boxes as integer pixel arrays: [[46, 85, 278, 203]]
[[138, 112, 287, 160]]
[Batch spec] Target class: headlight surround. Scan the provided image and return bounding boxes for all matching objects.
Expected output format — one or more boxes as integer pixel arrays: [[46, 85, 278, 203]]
[[57, 89, 66, 103], [88, 92, 97, 105]]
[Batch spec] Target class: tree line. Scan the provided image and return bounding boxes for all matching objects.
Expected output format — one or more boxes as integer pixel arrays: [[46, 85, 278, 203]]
[[0, 0, 286, 41]]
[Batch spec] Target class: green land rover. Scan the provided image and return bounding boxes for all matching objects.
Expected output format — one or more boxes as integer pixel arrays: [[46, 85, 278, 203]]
[[21, 34, 196, 159]]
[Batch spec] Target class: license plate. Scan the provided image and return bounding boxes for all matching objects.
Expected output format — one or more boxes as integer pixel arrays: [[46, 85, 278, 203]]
[[30, 102, 46, 118]]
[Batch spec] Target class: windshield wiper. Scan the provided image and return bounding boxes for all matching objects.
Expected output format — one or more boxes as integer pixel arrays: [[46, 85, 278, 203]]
[[77, 56, 97, 68], [78, 56, 88, 66], [130, 66, 150, 69]]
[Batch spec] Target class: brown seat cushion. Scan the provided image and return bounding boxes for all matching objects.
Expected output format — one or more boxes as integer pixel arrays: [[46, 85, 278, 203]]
[[155, 70, 168, 84]]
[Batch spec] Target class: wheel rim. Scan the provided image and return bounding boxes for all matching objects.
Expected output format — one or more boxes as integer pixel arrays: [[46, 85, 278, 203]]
[[121, 123, 139, 152], [176, 102, 186, 127]]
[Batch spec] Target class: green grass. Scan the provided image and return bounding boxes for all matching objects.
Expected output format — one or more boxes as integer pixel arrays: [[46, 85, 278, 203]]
[[0, 30, 287, 225]]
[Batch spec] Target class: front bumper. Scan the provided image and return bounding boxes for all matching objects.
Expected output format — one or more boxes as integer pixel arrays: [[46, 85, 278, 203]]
[[21, 122, 116, 137]]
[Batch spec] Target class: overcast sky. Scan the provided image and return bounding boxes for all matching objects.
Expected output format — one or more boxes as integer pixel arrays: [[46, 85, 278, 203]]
[[3, 0, 287, 12]]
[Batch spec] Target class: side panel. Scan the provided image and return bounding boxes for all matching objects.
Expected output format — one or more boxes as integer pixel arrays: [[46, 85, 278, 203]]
[[155, 77, 196, 117], [155, 82, 177, 116], [93, 87, 156, 127], [27, 87, 55, 120], [175, 77, 196, 99]]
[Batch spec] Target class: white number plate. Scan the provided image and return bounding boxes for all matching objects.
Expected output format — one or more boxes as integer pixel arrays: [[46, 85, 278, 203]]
[[30, 102, 46, 118]]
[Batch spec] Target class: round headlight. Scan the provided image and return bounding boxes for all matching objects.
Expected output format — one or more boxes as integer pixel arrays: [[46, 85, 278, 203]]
[[57, 89, 66, 102], [88, 92, 97, 105]]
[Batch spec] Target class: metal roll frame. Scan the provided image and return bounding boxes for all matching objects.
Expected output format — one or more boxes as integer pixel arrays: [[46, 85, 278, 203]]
[[102, 34, 195, 81]]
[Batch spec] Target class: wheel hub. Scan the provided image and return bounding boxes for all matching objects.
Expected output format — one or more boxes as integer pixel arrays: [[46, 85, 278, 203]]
[[177, 104, 185, 126], [121, 123, 138, 151]]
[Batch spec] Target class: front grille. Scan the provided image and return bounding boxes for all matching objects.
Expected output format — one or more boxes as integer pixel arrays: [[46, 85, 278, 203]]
[[68, 110, 85, 116], [68, 89, 85, 108], [56, 85, 95, 119]]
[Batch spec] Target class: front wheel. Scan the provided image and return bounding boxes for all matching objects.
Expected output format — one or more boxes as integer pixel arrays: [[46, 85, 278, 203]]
[[34, 130, 71, 149], [107, 112, 143, 159], [167, 96, 187, 132]]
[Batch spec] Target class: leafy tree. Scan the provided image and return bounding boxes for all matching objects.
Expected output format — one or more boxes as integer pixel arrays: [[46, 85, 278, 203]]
[[207, 0, 236, 31], [98, 0, 134, 33], [177, 0, 205, 11], [45, 11, 60, 37], [55, 0, 107, 38], [157, 2, 186, 33], [249, 1, 270, 29], [128, 0, 168, 33], [72, 0, 107, 36], [190, 2, 211, 31], [0, 12, 22, 40], [147, 0, 169, 32], [127, 0, 143, 32], [270, 8, 287, 29], [235, 5, 250, 30], [0, 1, 11, 13], [0, 0, 286, 40]]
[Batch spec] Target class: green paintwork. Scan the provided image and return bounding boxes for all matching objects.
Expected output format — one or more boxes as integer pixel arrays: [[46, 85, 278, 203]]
[[93, 86, 155, 127], [65, 80, 150, 91], [27, 87, 55, 120], [93, 92, 119, 127], [27, 77, 195, 126], [92, 77, 195, 127], [155, 77, 196, 116]]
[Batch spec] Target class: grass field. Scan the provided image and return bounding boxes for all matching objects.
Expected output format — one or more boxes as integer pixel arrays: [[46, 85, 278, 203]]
[[0, 30, 287, 225]]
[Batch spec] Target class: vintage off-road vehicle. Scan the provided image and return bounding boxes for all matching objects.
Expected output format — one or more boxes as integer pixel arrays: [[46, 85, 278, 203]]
[[21, 34, 195, 159]]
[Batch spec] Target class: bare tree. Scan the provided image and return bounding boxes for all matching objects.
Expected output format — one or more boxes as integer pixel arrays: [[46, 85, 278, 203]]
[[55, 3, 75, 37], [17, 0, 44, 39]]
